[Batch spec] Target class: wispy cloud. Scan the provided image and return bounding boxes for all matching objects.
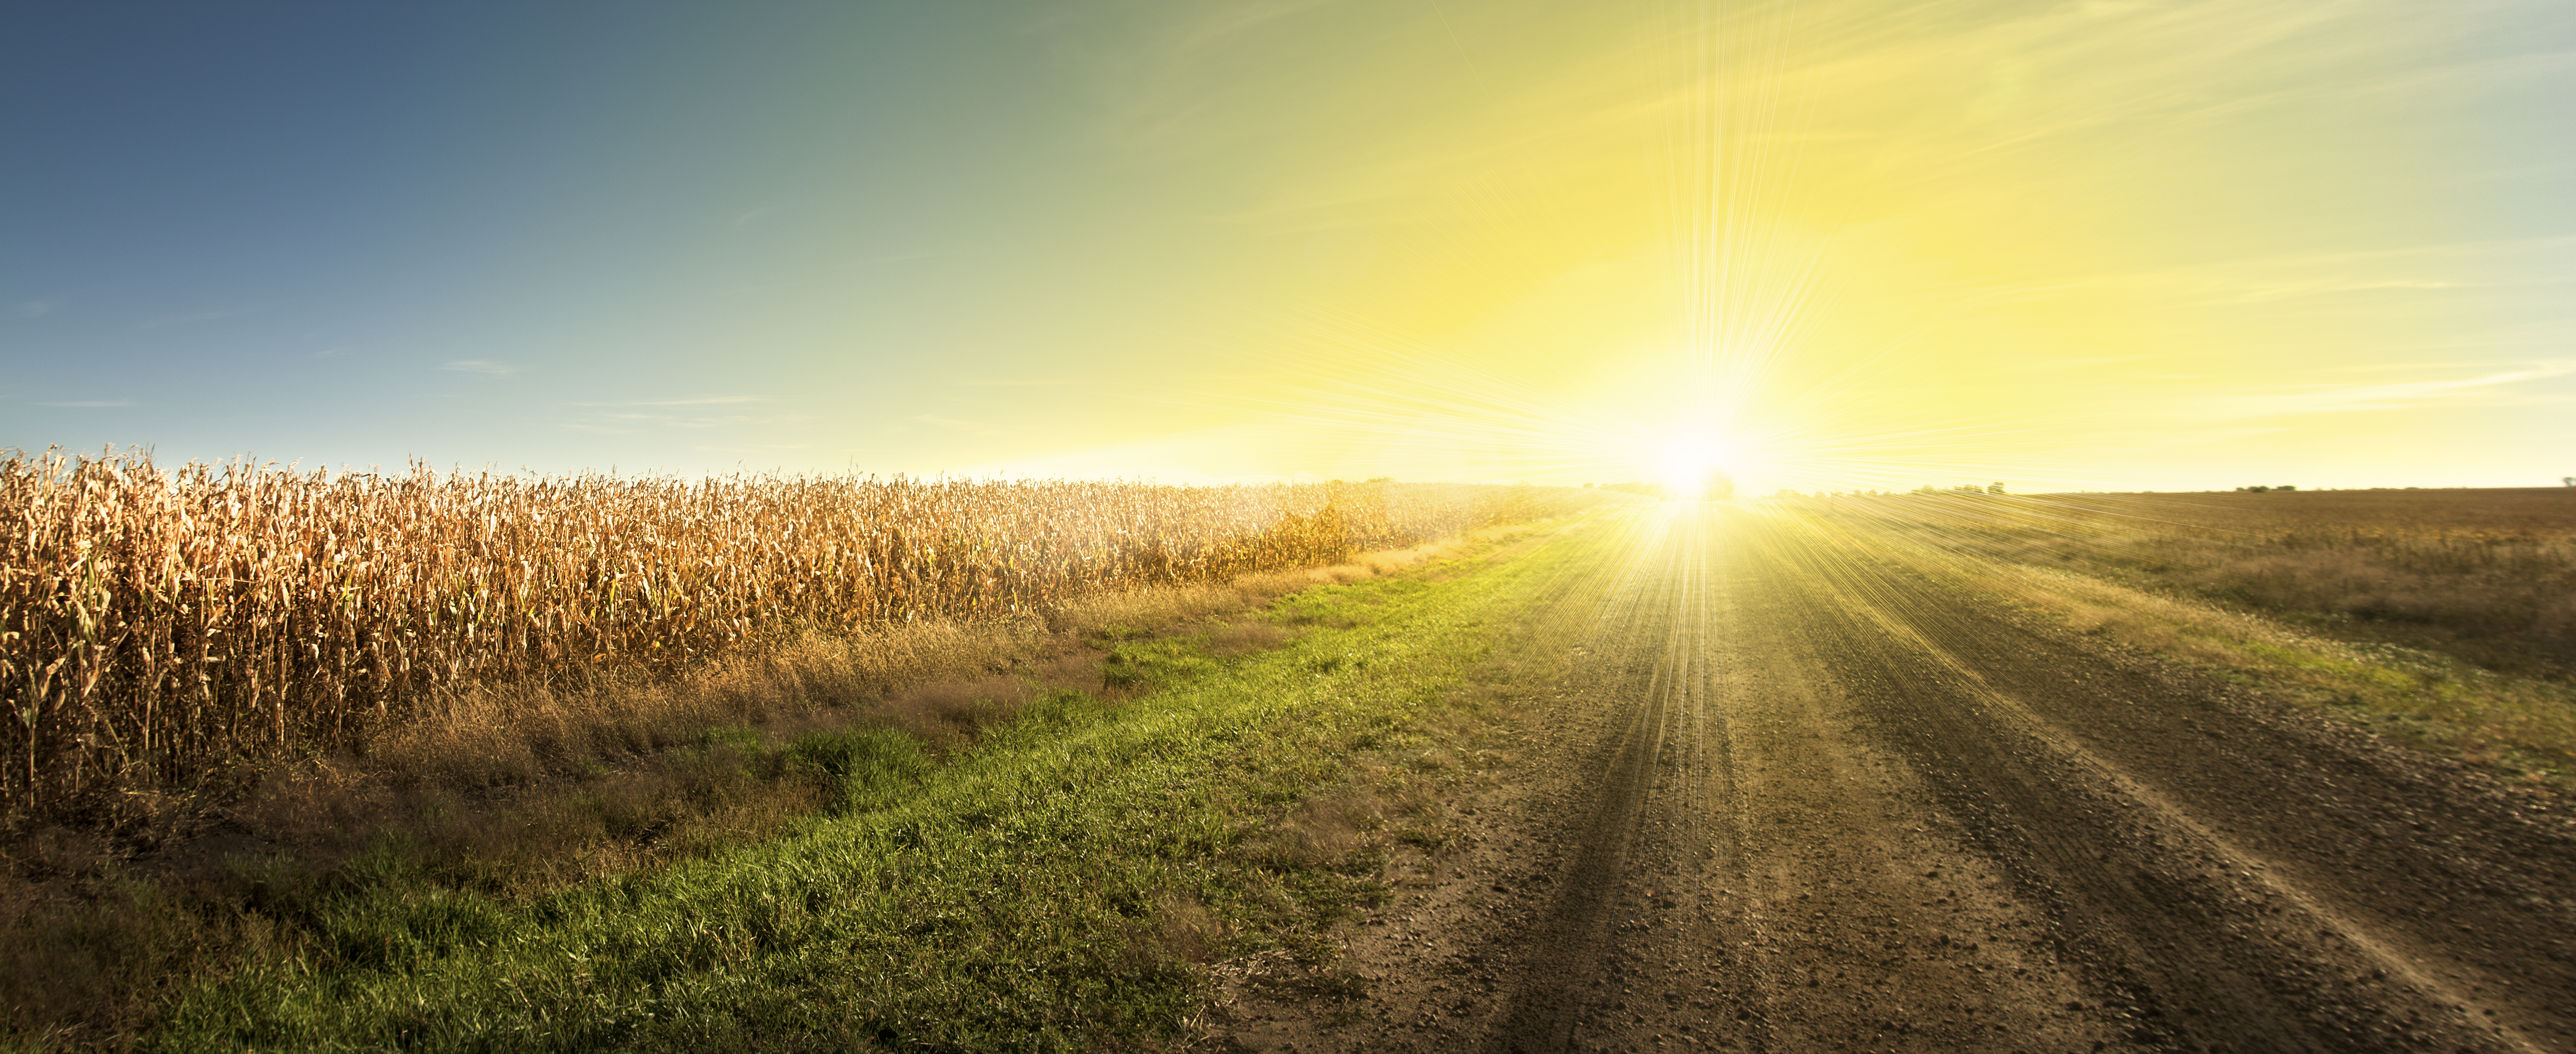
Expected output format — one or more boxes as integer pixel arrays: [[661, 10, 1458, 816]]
[[440, 360, 524, 377], [1160, 0, 1336, 55], [713, 250, 962, 297], [560, 399, 810, 435], [2121, 426, 2293, 450], [572, 395, 771, 407], [586, 413, 774, 429], [137, 306, 259, 329], [37, 399, 136, 408], [910, 413, 997, 430], [2191, 364, 2575, 420], [1977, 236, 2576, 309], [694, 444, 812, 454], [2035, 355, 2149, 371]]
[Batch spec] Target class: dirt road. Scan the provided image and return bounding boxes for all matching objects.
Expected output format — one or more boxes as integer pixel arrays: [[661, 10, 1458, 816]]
[[1219, 505, 2576, 1053]]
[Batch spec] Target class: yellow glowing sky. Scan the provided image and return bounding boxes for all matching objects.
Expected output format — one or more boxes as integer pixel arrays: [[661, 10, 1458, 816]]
[[7, 2, 2570, 491]]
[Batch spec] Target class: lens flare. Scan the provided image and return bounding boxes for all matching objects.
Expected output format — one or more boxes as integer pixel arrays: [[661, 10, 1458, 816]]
[[1652, 432, 1740, 500]]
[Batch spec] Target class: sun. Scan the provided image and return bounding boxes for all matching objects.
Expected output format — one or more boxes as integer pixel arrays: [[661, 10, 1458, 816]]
[[1651, 434, 1740, 500]]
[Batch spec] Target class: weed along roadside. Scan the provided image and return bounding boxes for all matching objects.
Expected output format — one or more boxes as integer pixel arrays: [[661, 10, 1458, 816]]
[[130, 517, 1606, 1051]]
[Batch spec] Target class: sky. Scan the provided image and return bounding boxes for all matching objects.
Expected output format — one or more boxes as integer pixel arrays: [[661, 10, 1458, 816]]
[[4, 0, 2570, 494]]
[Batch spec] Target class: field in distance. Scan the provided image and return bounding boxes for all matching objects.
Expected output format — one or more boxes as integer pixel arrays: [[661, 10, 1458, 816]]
[[1799, 486, 2576, 684]]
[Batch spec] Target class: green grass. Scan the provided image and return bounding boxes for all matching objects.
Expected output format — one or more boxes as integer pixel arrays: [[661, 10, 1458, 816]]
[[129, 519, 1604, 1052]]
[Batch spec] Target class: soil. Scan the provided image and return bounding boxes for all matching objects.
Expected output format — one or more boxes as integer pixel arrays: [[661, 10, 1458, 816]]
[[1212, 506, 2576, 1053]]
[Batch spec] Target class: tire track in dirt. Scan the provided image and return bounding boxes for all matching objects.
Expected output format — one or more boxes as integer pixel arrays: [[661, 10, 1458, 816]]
[[1214, 506, 2576, 1053], [1480, 494, 1735, 1051], [1759, 517, 2575, 1052]]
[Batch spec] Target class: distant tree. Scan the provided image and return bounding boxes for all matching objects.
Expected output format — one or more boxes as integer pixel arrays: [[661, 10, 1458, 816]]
[[1986, 482, 2006, 494], [1701, 470, 1736, 501], [2565, 476, 2574, 487], [2276, 485, 2297, 491]]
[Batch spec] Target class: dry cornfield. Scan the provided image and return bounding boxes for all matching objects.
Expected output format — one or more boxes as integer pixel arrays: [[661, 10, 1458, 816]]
[[0, 448, 1599, 820]]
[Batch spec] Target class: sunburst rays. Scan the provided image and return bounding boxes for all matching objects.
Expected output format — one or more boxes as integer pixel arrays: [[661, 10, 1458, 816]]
[[1095, 0, 2163, 497]]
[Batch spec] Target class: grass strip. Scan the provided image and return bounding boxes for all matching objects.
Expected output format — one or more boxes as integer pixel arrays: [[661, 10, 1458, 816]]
[[133, 517, 1606, 1052]]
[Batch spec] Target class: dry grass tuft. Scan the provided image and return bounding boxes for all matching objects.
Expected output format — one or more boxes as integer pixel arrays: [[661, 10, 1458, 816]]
[[1205, 621, 1295, 658], [879, 675, 1037, 747], [1249, 752, 1458, 875], [1254, 786, 1386, 870], [1125, 892, 1226, 970]]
